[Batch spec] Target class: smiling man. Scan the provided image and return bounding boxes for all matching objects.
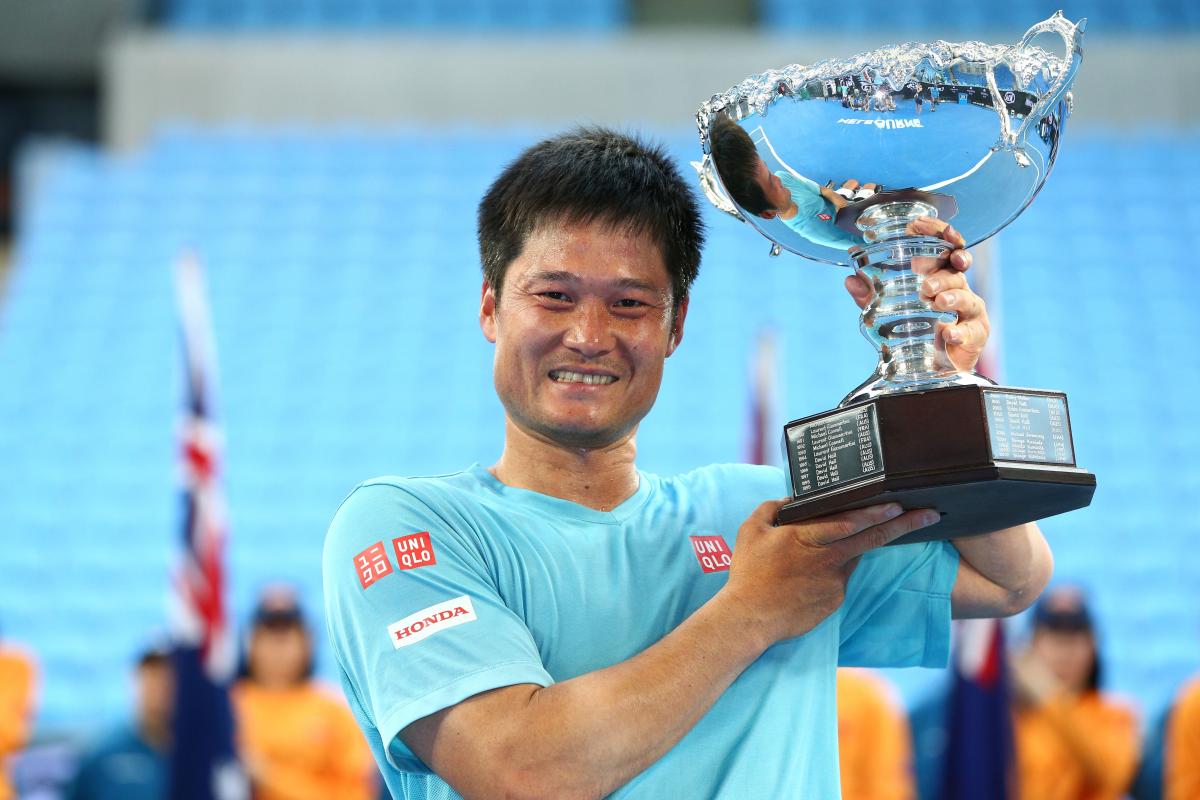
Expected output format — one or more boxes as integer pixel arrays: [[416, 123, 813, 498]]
[[322, 127, 1052, 799]]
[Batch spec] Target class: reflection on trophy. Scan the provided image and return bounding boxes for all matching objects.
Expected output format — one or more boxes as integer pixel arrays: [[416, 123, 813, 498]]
[[695, 12, 1096, 542]]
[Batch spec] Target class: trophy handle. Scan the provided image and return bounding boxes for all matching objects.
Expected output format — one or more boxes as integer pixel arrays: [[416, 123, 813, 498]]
[[995, 11, 1086, 150], [691, 155, 747, 222]]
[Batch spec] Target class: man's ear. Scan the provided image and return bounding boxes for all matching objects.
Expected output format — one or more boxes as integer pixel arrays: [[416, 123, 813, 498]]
[[666, 295, 689, 357], [759, 210, 778, 220], [480, 280, 498, 344]]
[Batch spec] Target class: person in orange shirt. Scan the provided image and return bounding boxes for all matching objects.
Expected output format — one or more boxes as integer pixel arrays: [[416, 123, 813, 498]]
[[837, 668, 916, 800], [1166, 676, 1200, 800], [232, 587, 376, 800], [1012, 586, 1139, 800], [0, 637, 37, 800]]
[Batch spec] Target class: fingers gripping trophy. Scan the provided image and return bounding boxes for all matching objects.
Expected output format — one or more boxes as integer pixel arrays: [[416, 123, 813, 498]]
[[696, 12, 1096, 543]]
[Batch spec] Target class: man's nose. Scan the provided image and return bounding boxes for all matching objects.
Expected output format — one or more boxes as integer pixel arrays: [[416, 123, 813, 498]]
[[563, 300, 615, 358]]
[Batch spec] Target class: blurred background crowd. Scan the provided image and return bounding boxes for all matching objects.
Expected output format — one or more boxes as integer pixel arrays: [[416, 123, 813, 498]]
[[0, 0, 1196, 798]]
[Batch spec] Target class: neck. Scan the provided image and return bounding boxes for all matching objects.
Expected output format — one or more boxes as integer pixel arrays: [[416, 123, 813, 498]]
[[139, 717, 170, 751], [779, 202, 799, 220], [490, 417, 640, 511]]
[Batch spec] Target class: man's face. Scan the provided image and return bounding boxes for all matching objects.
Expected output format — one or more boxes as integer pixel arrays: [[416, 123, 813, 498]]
[[136, 661, 174, 730], [753, 159, 792, 218], [480, 219, 686, 450]]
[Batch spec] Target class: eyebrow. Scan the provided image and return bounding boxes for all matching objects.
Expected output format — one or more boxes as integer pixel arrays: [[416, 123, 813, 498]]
[[523, 270, 662, 294], [524, 270, 577, 284]]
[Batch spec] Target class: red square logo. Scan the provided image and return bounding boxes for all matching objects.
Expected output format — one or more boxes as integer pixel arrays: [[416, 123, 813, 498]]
[[817, 212, 832, 221], [354, 542, 393, 589], [690, 535, 732, 573], [392, 532, 437, 571]]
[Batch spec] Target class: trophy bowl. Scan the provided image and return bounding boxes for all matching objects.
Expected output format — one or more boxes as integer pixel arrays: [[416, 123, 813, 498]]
[[696, 12, 1096, 542]]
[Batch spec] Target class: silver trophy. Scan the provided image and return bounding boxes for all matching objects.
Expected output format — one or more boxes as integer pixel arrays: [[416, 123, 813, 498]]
[[697, 13, 1095, 539]]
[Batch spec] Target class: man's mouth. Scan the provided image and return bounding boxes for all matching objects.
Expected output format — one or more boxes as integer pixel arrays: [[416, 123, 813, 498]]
[[549, 369, 618, 386]]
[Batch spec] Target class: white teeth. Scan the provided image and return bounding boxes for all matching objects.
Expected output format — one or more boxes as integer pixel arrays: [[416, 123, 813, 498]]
[[550, 370, 617, 385]]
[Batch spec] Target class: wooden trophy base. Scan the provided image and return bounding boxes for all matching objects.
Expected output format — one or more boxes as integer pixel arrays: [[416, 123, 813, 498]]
[[777, 384, 1096, 545]]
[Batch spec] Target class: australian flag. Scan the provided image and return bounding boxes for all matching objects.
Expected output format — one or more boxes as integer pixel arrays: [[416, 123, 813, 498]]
[[942, 618, 1015, 799], [169, 254, 248, 800]]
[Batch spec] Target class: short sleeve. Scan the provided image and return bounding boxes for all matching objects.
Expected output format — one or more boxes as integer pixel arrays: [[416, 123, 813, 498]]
[[775, 171, 859, 250], [322, 482, 553, 772], [777, 170, 819, 196], [837, 541, 959, 669]]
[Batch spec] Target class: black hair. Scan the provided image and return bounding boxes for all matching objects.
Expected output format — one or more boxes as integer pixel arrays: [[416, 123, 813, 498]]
[[138, 650, 171, 669], [1087, 648, 1102, 692], [709, 115, 771, 217], [477, 126, 705, 317]]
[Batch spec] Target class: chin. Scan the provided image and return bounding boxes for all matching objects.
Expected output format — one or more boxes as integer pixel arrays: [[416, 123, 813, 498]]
[[543, 424, 625, 450], [502, 390, 649, 450], [527, 412, 630, 449]]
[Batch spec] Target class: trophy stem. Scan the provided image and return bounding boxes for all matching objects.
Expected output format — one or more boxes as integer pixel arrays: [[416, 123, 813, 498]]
[[841, 197, 993, 407]]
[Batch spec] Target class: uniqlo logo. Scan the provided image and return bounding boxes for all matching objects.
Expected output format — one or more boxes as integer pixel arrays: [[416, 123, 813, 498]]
[[393, 532, 437, 571], [817, 212, 832, 221], [354, 542, 393, 589], [690, 535, 732, 574]]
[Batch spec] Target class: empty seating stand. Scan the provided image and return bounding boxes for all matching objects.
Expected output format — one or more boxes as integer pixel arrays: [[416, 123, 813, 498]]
[[0, 125, 1195, 735], [163, 0, 627, 31], [761, 0, 1200, 33]]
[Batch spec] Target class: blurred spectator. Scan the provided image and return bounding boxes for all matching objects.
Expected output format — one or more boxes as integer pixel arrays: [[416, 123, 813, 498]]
[[1166, 674, 1200, 800], [1012, 586, 1139, 800], [233, 586, 375, 800], [837, 668, 915, 800], [0, 634, 36, 800], [65, 643, 171, 800]]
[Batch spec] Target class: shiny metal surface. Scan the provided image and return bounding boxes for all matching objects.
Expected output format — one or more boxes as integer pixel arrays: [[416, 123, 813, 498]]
[[695, 13, 1084, 402], [695, 12, 1085, 266]]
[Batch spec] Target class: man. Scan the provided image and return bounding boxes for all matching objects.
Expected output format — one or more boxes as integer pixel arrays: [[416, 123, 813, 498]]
[[708, 115, 877, 251], [323, 126, 1052, 799], [66, 644, 171, 800]]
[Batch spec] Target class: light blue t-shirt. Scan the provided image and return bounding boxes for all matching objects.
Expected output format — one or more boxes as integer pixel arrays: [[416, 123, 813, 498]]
[[322, 463, 958, 799], [776, 170, 862, 251]]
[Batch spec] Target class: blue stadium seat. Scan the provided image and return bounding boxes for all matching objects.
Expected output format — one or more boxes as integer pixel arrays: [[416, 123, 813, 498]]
[[163, 0, 626, 30], [1, 125, 1194, 734], [760, 0, 1200, 33]]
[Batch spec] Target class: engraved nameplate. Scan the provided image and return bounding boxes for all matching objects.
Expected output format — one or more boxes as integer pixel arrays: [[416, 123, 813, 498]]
[[788, 405, 884, 498], [983, 390, 1075, 466]]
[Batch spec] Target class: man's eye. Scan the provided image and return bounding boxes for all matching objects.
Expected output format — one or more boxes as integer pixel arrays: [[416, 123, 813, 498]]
[[541, 291, 570, 302], [616, 298, 647, 309]]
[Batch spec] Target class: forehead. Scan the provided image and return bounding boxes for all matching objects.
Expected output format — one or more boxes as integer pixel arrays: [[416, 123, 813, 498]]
[[506, 218, 670, 290]]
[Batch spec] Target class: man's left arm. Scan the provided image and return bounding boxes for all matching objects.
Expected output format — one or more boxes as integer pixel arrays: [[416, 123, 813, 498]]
[[846, 218, 1054, 620], [950, 524, 1053, 618]]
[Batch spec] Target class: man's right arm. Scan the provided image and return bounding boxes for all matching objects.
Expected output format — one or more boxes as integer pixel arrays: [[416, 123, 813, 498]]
[[400, 500, 939, 800]]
